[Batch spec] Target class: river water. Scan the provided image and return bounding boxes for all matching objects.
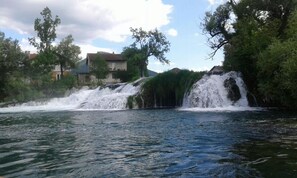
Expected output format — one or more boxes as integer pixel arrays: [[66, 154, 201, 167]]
[[1, 109, 297, 177]]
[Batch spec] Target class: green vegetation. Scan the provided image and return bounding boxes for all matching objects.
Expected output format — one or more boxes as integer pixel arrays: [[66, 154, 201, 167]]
[[125, 27, 170, 77], [117, 28, 170, 82], [203, 0, 297, 108], [0, 7, 80, 104], [90, 55, 109, 84], [115, 47, 142, 82], [133, 69, 205, 108], [258, 12, 297, 107], [0, 32, 26, 101], [3, 1, 297, 110], [54, 35, 81, 78], [29, 7, 61, 74]]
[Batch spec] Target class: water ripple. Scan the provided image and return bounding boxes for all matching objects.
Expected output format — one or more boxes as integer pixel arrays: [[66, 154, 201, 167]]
[[0, 110, 297, 177]]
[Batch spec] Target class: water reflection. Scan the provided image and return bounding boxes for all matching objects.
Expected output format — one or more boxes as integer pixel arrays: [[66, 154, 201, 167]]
[[231, 113, 297, 177]]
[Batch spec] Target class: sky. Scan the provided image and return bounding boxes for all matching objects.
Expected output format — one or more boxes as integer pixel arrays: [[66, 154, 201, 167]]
[[0, 0, 226, 73]]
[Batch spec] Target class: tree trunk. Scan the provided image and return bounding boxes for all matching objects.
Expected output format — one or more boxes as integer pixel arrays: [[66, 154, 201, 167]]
[[60, 63, 64, 79]]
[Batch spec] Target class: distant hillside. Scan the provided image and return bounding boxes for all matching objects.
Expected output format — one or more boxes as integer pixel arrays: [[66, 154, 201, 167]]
[[147, 69, 158, 77]]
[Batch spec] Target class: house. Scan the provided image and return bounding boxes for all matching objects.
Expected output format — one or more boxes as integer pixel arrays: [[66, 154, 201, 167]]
[[51, 65, 72, 80], [27, 52, 37, 60], [208, 66, 224, 75], [75, 52, 127, 84]]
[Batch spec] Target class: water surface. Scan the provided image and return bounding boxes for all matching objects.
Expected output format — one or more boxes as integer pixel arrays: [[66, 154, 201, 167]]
[[1, 110, 297, 177]]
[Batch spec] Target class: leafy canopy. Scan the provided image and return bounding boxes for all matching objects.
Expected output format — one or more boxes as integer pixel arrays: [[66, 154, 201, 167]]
[[54, 35, 81, 78], [128, 27, 170, 77], [90, 54, 109, 80]]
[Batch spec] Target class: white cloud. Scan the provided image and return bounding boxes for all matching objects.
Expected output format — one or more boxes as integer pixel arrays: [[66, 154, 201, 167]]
[[78, 43, 115, 58], [0, 0, 173, 43], [19, 38, 37, 53], [208, 0, 216, 5], [207, 0, 227, 6], [19, 37, 116, 60], [167, 28, 178, 37]]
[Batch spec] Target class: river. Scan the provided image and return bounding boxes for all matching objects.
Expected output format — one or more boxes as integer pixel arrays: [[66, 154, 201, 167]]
[[1, 109, 297, 177]]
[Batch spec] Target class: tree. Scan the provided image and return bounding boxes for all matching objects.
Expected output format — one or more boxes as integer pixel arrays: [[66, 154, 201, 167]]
[[29, 7, 61, 74], [202, 2, 233, 58], [0, 32, 27, 99], [121, 47, 142, 78], [54, 35, 81, 78], [129, 27, 170, 77], [29, 7, 61, 52], [203, 0, 297, 57], [257, 11, 297, 108], [90, 54, 109, 82], [202, 0, 297, 105]]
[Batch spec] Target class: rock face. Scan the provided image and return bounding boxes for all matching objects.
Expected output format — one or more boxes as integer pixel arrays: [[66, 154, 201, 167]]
[[224, 78, 241, 102]]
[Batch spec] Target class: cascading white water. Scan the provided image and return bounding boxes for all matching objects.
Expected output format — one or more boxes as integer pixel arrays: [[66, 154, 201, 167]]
[[0, 79, 143, 113], [79, 82, 141, 110], [183, 71, 249, 109]]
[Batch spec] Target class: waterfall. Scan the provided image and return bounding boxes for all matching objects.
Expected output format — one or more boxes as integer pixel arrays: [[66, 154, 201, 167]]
[[0, 79, 144, 113], [79, 82, 141, 110], [183, 72, 249, 109]]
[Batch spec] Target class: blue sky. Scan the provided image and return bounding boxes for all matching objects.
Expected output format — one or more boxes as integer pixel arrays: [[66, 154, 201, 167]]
[[0, 0, 225, 73]]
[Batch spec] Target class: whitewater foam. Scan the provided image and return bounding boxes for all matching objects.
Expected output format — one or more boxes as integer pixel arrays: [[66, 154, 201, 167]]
[[183, 72, 249, 109], [179, 106, 263, 112], [0, 79, 143, 113]]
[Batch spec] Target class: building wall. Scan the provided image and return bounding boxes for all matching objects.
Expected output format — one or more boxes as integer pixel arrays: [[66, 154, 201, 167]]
[[77, 74, 90, 85], [107, 61, 127, 71], [103, 73, 121, 83], [78, 57, 127, 85], [51, 70, 71, 81]]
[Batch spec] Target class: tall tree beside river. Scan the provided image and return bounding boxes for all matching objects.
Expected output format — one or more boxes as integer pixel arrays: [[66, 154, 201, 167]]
[[128, 27, 170, 77], [202, 0, 297, 108], [29, 7, 61, 74], [0, 32, 27, 101], [54, 35, 81, 78]]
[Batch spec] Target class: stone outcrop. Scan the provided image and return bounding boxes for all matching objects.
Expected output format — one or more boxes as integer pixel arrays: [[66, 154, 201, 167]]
[[224, 78, 241, 102]]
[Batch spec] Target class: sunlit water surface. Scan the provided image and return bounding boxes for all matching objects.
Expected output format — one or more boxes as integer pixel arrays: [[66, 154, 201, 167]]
[[1, 109, 297, 177]]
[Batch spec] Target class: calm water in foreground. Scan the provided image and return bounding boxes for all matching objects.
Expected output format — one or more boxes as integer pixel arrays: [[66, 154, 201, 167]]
[[0, 109, 297, 177]]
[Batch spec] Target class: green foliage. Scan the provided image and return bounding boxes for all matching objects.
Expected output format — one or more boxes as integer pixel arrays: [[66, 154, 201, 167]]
[[31, 52, 56, 76], [126, 96, 134, 109], [258, 35, 297, 107], [138, 69, 205, 108], [0, 32, 27, 100], [29, 6, 61, 52], [127, 27, 170, 77], [90, 55, 109, 80], [47, 75, 77, 97], [116, 47, 142, 82], [202, 2, 233, 57], [4, 76, 44, 103], [54, 35, 81, 78], [0, 7, 80, 104], [203, 0, 297, 108], [113, 70, 129, 82], [28, 7, 61, 77]]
